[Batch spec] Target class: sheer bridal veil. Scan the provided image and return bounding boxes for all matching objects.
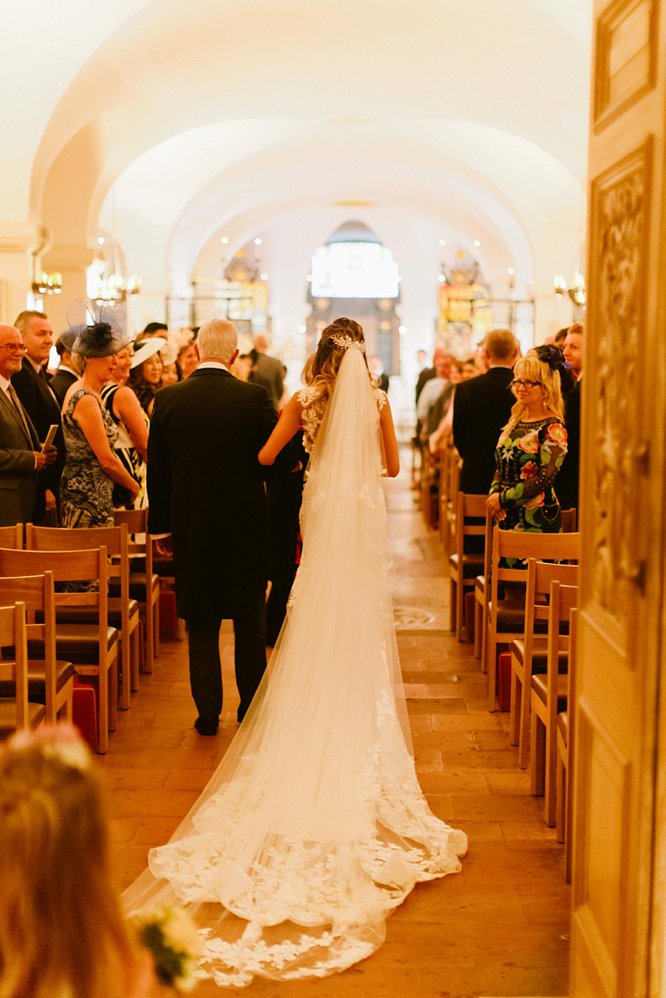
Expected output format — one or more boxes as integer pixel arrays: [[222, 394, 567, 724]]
[[123, 342, 467, 987]]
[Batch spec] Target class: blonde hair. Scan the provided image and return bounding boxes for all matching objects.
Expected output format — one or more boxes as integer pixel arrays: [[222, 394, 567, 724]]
[[0, 730, 143, 998], [504, 354, 564, 432]]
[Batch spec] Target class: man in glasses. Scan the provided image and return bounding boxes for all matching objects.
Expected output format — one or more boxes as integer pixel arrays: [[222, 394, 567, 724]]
[[0, 324, 57, 526], [453, 328, 519, 495]]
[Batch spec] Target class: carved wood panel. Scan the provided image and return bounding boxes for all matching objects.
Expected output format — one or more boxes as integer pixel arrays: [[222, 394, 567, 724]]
[[587, 143, 651, 643], [594, 0, 657, 130]]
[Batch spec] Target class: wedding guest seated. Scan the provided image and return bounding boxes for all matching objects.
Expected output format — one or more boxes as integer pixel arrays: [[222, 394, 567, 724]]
[[0, 725, 152, 998]]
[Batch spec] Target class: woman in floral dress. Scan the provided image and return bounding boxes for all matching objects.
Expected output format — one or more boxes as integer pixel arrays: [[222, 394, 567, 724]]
[[60, 321, 140, 527], [486, 350, 568, 533]]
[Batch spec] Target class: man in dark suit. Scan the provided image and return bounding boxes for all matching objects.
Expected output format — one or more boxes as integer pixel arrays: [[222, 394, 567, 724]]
[[556, 323, 584, 511], [250, 334, 284, 409], [12, 310, 65, 518], [148, 318, 278, 734], [0, 324, 57, 525], [452, 328, 518, 495], [50, 329, 80, 405]]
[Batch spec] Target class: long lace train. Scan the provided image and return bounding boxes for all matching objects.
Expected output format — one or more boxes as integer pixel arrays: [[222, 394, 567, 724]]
[[123, 346, 467, 986]]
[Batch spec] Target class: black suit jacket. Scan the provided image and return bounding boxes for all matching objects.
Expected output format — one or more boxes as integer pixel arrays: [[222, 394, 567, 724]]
[[147, 368, 278, 622], [11, 359, 65, 493], [50, 367, 78, 407], [0, 388, 43, 526], [555, 380, 580, 510], [452, 366, 514, 494]]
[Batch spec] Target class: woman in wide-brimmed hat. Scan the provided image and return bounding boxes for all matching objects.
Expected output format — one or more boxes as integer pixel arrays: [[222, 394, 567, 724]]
[[127, 337, 165, 417], [60, 319, 140, 527]]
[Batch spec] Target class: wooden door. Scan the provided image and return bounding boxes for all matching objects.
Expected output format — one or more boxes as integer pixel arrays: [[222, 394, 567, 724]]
[[570, 1, 666, 995]]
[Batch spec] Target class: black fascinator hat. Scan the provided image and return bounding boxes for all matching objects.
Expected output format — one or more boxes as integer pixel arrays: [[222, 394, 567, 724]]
[[533, 344, 576, 394], [69, 303, 131, 358]]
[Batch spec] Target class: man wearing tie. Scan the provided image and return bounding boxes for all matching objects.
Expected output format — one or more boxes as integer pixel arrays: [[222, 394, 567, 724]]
[[0, 324, 57, 526], [12, 310, 65, 519]]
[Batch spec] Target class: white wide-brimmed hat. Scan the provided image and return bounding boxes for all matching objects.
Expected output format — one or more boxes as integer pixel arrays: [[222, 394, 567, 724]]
[[130, 337, 166, 369]]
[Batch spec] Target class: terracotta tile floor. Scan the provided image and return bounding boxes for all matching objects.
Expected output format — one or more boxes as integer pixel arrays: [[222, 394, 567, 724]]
[[100, 468, 570, 997]]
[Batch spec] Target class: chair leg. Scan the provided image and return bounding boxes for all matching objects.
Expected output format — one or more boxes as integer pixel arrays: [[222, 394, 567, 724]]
[[97, 666, 109, 754], [509, 667, 521, 745], [456, 580, 465, 642], [130, 626, 140, 692], [473, 599, 482, 658], [517, 665, 533, 769], [544, 723, 558, 827], [449, 578, 457, 633], [108, 659, 118, 734], [556, 752, 566, 844], [152, 593, 160, 658], [530, 707, 545, 796], [119, 636, 131, 710], [487, 637, 497, 711]]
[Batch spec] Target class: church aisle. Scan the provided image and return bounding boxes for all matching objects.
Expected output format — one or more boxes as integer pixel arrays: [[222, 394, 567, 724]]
[[100, 462, 569, 998]]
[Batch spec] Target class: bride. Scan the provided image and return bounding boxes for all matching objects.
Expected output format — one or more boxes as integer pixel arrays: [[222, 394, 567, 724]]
[[124, 317, 467, 987]]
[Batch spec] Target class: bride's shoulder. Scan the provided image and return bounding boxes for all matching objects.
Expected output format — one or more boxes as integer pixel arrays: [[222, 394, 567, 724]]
[[372, 386, 388, 411]]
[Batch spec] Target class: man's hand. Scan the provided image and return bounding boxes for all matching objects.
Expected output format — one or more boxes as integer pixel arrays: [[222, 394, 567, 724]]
[[35, 445, 57, 470], [155, 535, 173, 558]]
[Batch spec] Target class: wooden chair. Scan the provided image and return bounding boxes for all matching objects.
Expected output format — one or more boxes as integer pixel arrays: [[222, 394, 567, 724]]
[[529, 581, 579, 826], [556, 607, 578, 881], [484, 528, 580, 711], [448, 492, 487, 640], [0, 547, 118, 753], [420, 446, 440, 530], [112, 508, 160, 672], [509, 558, 579, 769], [0, 573, 75, 724], [473, 512, 493, 665], [0, 524, 23, 548], [25, 524, 140, 710], [0, 601, 46, 740]]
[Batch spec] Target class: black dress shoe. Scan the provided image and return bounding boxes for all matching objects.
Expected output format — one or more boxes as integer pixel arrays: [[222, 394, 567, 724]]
[[194, 715, 219, 736]]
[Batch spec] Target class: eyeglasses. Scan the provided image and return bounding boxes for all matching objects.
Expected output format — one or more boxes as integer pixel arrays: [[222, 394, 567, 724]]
[[510, 378, 542, 389], [0, 343, 27, 353]]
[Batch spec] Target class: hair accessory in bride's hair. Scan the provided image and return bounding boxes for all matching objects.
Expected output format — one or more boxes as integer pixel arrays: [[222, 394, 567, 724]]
[[330, 333, 366, 354]]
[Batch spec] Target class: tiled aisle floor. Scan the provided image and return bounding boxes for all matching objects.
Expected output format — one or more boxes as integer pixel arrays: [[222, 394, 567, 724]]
[[100, 467, 570, 998]]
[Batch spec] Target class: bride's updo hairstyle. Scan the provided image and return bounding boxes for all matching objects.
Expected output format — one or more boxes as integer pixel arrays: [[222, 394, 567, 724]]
[[309, 317, 372, 405]]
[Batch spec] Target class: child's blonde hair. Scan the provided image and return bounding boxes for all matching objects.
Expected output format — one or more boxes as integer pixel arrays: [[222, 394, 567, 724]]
[[0, 727, 144, 998]]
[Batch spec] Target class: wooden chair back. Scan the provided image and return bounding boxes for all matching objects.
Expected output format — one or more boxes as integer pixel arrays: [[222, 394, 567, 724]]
[[0, 601, 31, 734], [0, 546, 115, 752], [511, 558, 579, 768], [112, 507, 159, 671], [485, 528, 581, 710], [25, 524, 135, 708], [530, 580, 579, 826], [0, 524, 23, 549], [449, 492, 487, 640]]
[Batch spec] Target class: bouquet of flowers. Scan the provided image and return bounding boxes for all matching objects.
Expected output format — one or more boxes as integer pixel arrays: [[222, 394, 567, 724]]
[[130, 904, 202, 992]]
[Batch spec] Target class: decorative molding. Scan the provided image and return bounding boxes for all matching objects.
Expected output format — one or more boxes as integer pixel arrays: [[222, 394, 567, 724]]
[[588, 142, 652, 635], [594, 0, 657, 131]]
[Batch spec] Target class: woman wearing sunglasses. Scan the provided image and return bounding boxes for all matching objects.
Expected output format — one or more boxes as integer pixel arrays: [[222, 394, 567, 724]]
[[486, 347, 568, 534]]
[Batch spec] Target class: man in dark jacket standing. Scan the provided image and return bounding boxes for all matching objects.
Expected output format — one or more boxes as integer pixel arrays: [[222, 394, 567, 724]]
[[453, 328, 518, 494], [148, 318, 277, 734]]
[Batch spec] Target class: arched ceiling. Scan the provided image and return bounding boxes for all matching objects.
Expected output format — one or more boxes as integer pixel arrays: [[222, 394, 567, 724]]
[[2, 0, 593, 336]]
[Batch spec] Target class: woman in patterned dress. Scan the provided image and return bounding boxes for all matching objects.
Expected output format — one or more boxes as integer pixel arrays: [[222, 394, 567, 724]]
[[486, 350, 568, 534], [60, 321, 140, 528]]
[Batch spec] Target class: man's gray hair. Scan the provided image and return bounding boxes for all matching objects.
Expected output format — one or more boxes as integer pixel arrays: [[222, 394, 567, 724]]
[[197, 319, 238, 363]]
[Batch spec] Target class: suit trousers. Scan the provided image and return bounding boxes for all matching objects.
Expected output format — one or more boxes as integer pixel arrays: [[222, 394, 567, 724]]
[[187, 598, 267, 722]]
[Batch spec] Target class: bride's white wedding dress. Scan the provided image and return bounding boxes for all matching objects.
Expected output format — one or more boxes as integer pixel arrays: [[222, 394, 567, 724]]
[[124, 344, 467, 987]]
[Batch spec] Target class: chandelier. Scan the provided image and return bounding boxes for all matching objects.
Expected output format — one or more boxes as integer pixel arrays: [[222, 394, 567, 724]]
[[31, 271, 63, 296], [91, 232, 142, 304], [553, 271, 586, 307]]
